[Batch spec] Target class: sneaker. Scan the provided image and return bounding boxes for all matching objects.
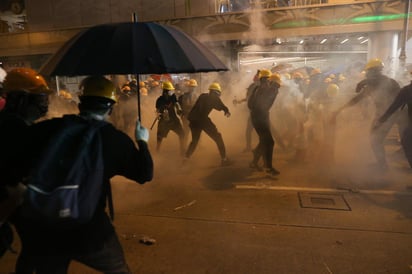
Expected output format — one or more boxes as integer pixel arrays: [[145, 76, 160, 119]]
[[221, 158, 234, 166], [264, 167, 280, 176]]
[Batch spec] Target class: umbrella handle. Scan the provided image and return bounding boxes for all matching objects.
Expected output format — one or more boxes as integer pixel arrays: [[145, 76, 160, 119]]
[[135, 73, 141, 122]]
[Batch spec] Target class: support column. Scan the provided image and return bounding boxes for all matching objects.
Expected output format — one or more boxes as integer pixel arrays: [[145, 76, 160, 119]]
[[367, 31, 399, 76]]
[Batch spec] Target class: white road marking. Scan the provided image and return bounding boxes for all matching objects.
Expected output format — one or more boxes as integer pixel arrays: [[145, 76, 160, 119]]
[[235, 184, 412, 195]]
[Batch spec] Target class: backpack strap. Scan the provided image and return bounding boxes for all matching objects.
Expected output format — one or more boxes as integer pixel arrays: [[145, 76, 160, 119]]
[[107, 182, 114, 221]]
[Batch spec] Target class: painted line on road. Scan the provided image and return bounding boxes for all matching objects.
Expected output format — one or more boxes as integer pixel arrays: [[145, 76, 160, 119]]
[[235, 184, 412, 196]]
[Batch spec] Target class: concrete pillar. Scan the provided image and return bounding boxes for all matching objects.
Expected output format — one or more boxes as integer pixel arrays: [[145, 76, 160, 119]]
[[368, 31, 399, 75]]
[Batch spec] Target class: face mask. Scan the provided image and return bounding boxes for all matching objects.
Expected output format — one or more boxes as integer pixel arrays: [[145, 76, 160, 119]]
[[168, 90, 174, 96]]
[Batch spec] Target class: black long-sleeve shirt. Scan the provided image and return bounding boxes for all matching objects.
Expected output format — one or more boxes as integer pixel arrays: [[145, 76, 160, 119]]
[[188, 92, 229, 122], [14, 114, 153, 254], [379, 81, 412, 125]]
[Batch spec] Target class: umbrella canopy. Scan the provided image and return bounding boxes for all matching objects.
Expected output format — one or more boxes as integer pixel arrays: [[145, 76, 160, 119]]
[[40, 22, 228, 76]]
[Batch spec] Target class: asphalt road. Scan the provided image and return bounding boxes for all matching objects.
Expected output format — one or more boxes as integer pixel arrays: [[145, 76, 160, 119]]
[[2, 131, 412, 273]]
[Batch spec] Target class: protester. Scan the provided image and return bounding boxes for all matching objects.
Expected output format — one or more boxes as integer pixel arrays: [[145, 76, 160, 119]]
[[155, 80, 185, 155], [0, 68, 52, 267], [233, 70, 260, 152], [13, 75, 153, 273], [374, 75, 412, 168], [184, 82, 232, 166], [332, 58, 401, 170], [178, 79, 199, 146], [248, 69, 281, 176]]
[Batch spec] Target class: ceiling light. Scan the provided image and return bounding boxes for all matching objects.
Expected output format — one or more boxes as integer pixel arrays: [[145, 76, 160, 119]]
[[360, 39, 368, 44], [320, 39, 327, 44], [357, 36, 364, 40], [340, 39, 349, 44], [299, 40, 304, 44]]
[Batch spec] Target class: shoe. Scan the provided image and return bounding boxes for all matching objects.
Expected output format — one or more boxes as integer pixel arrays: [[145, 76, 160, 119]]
[[221, 158, 234, 166], [264, 167, 280, 176], [249, 161, 262, 171]]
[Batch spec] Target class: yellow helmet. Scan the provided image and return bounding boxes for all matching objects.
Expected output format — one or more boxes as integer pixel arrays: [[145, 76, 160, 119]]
[[282, 73, 291, 80], [259, 69, 272, 79], [292, 72, 304, 79], [270, 73, 282, 86], [208, 82, 222, 93], [79, 76, 117, 103], [324, 77, 332, 83], [310, 68, 321, 76], [326, 83, 339, 97], [162, 81, 175, 91], [139, 81, 145, 88], [3, 68, 51, 94], [188, 79, 198, 87], [365, 58, 384, 71], [140, 87, 148, 96]]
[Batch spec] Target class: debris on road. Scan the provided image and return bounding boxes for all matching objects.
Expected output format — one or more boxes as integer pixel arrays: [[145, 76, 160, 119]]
[[174, 200, 197, 211], [139, 235, 156, 245]]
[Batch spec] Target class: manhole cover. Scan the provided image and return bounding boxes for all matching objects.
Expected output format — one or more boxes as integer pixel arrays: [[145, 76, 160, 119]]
[[298, 192, 351, 211]]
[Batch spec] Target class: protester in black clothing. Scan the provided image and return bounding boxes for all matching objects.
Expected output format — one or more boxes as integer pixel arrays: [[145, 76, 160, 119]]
[[185, 82, 232, 166], [13, 76, 153, 274], [0, 68, 51, 264], [333, 58, 401, 170], [178, 79, 198, 146], [233, 70, 259, 152], [248, 69, 281, 176], [374, 78, 412, 167], [155, 81, 185, 155]]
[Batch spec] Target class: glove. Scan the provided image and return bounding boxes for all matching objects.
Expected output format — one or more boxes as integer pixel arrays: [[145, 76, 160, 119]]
[[225, 111, 231, 118], [355, 81, 367, 93], [135, 120, 149, 142]]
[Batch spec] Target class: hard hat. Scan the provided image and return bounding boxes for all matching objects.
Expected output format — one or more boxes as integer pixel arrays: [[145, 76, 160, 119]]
[[270, 73, 282, 86], [140, 87, 148, 96], [162, 81, 175, 91], [282, 73, 291, 80], [310, 68, 321, 76], [259, 69, 272, 79], [139, 81, 145, 88], [188, 79, 198, 87], [3, 68, 51, 94], [326, 83, 339, 97], [152, 81, 159, 87], [292, 72, 304, 79], [208, 82, 222, 93], [79, 76, 117, 103], [364, 58, 384, 71], [324, 77, 332, 83], [122, 85, 131, 92]]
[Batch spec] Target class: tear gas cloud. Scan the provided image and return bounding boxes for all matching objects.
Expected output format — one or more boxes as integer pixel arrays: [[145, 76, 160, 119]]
[[46, 6, 412, 189]]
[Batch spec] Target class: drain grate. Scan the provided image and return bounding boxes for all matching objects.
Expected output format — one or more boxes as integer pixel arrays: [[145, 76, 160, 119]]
[[298, 192, 351, 211]]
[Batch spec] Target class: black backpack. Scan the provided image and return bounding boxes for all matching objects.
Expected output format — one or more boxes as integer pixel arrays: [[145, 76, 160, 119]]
[[21, 115, 111, 226]]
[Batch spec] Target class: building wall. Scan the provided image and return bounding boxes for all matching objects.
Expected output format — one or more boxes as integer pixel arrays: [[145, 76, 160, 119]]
[[24, 0, 362, 32]]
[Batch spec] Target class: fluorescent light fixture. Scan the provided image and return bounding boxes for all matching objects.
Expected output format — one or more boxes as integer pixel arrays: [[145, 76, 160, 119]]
[[340, 38, 349, 44], [299, 40, 304, 44], [360, 39, 368, 44], [320, 39, 327, 44], [357, 36, 364, 40]]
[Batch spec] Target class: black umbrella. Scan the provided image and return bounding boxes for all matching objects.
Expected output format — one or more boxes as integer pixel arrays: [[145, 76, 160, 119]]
[[40, 21, 229, 120]]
